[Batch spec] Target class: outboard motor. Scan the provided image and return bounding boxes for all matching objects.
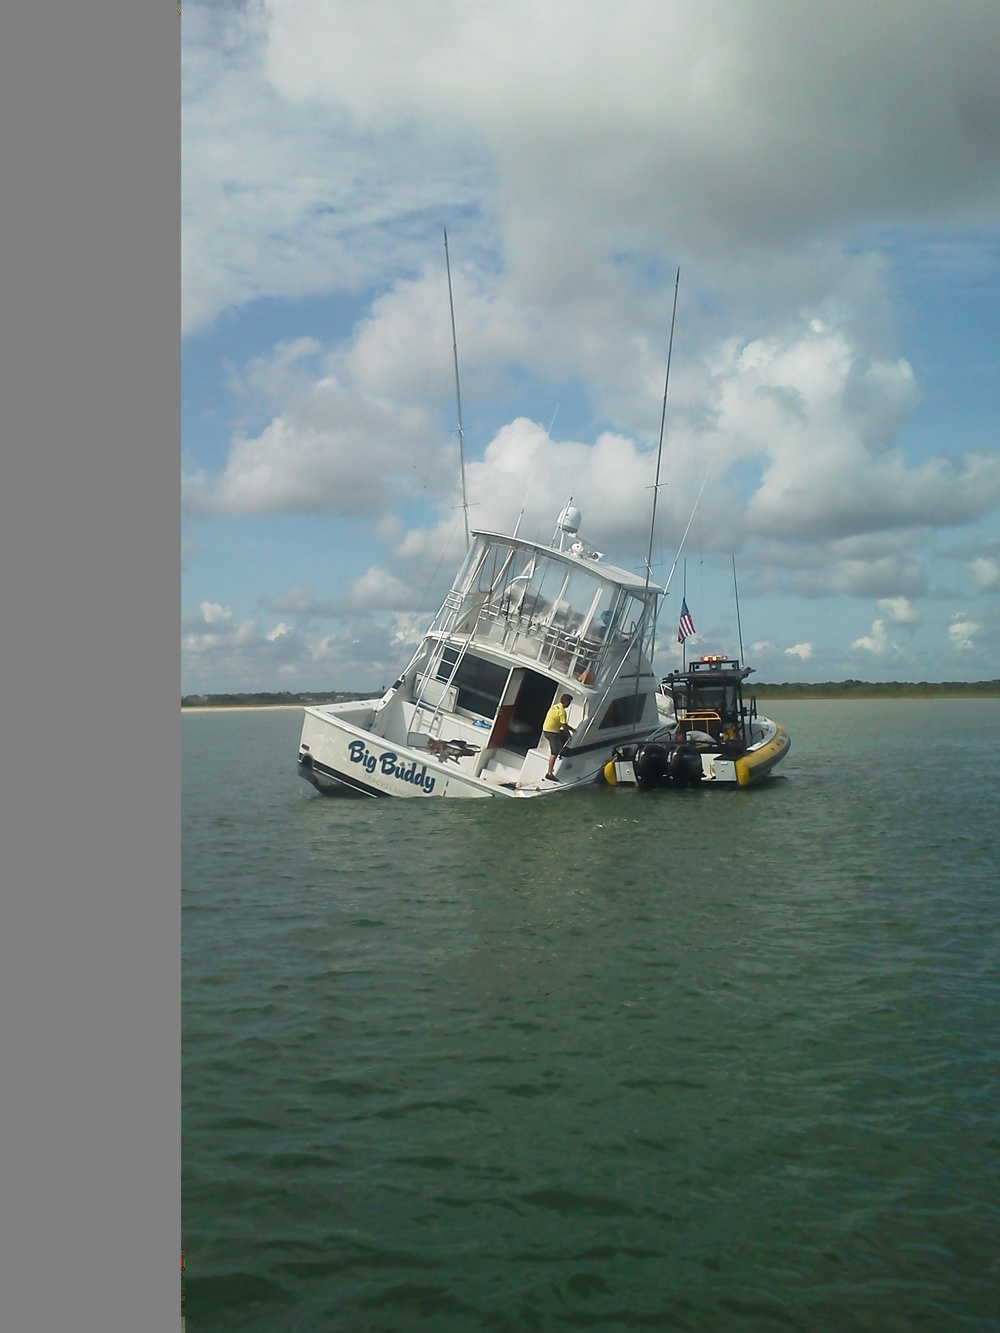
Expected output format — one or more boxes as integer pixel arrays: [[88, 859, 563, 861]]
[[633, 742, 670, 791], [667, 743, 703, 788], [633, 740, 704, 790]]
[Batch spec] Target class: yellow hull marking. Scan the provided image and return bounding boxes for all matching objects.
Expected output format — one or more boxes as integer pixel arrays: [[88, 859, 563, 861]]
[[735, 724, 790, 787]]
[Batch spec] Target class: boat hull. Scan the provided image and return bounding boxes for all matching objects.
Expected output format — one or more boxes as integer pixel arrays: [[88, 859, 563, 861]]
[[297, 703, 622, 798], [605, 720, 790, 789], [299, 705, 496, 798], [734, 723, 790, 786]]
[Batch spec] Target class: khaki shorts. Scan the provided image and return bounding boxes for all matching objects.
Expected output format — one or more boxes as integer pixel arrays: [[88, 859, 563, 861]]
[[544, 729, 567, 756]]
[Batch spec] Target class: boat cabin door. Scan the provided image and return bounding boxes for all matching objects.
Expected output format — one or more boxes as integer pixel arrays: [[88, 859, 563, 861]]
[[489, 669, 558, 757]]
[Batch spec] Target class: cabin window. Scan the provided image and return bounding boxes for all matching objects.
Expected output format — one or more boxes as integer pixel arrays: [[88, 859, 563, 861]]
[[598, 692, 648, 729], [451, 654, 509, 719], [435, 647, 460, 682], [685, 685, 734, 720]]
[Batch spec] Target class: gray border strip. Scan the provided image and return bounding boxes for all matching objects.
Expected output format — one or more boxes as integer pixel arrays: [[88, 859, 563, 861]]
[[1, 2, 179, 1328]]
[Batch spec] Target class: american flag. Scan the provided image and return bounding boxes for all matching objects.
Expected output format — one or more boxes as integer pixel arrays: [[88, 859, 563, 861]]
[[677, 597, 696, 644]]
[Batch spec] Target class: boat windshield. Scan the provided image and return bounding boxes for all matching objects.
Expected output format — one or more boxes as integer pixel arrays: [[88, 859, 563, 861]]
[[442, 536, 656, 684], [669, 667, 748, 740]]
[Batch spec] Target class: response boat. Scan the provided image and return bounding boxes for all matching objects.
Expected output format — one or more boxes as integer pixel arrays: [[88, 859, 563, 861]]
[[298, 506, 673, 798], [604, 654, 789, 789]]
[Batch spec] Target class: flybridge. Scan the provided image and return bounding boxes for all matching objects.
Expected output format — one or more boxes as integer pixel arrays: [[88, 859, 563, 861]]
[[438, 524, 662, 691]]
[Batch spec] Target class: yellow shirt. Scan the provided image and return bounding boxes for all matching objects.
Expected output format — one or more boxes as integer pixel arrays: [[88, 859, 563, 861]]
[[543, 700, 567, 733]]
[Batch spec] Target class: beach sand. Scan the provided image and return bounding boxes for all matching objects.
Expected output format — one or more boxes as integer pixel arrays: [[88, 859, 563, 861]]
[[181, 704, 306, 714]]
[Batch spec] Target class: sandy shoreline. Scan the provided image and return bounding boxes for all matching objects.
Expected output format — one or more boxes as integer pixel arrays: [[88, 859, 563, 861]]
[[182, 704, 306, 714]]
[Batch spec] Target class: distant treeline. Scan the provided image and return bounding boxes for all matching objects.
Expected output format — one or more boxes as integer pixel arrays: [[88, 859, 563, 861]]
[[184, 681, 1000, 707], [750, 680, 1000, 699], [181, 690, 375, 708]]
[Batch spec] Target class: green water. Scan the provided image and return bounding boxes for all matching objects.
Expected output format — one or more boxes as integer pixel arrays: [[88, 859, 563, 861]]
[[182, 702, 1000, 1330]]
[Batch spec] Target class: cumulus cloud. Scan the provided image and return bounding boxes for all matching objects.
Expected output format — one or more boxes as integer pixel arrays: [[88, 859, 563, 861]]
[[181, 599, 404, 693], [182, 1, 1000, 690], [969, 556, 1000, 590], [182, 332, 442, 516], [263, 0, 1000, 270], [851, 619, 890, 655], [948, 616, 980, 652], [877, 597, 920, 625], [185, 276, 1000, 582], [186, 1, 1000, 335], [182, 4, 491, 333], [703, 323, 1000, 543]]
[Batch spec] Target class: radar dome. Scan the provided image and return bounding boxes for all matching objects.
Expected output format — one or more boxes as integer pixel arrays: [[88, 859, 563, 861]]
[[557, 505, 581, 535]]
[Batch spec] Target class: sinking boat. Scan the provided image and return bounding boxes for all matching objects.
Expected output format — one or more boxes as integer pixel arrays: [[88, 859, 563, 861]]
[[298, 506, 674, 798], [604, 654, 790, 789]]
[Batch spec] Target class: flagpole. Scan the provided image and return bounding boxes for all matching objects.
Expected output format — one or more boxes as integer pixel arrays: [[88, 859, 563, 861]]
[[682, 559, 687, 671]]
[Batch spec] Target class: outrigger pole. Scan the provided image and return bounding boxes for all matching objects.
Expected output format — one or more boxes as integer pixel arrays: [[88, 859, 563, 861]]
[[642, 268, 681, 664], [444, 228, 471, 551]]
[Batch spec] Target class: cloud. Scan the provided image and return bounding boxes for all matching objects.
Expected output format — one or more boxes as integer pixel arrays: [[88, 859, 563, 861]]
[[182, 2, 1000, 691], [851, 619, 890, 655], [182, 4, 492, 334], [187, 1, 1000, 335], [948, 616, 980, 652], [181, 599, 405, 693], [183, 331, 441, 516], [969, 556, 1000, 590], [877, 597, 919, 625], [265, 2, 1000, 254], [703, 323, 1000, 543], [185, 274, 1000, 580]]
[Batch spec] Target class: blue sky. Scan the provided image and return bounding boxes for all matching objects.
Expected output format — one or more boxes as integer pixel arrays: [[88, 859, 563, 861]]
[[182, 0, 1000, 693]]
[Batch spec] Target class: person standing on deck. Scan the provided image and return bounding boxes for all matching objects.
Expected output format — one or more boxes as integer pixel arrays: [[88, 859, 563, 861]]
[[542, 694, 574, 781]]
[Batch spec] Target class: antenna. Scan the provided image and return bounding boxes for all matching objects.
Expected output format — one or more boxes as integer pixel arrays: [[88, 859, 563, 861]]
[[444, 228, 470, 550]]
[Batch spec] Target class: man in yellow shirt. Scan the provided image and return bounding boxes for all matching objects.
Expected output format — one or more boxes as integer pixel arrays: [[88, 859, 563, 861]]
[[542, 693, 574, 781]]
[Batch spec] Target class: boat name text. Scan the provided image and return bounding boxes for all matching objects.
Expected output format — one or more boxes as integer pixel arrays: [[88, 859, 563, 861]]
[[347, 740, 436, 793]]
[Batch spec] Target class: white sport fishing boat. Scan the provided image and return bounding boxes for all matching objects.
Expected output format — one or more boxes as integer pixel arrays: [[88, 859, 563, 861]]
[[604, 654, 790, 789], [298, 506, 673, 798]]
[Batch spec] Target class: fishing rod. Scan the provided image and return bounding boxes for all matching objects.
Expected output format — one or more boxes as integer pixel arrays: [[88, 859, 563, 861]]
[[443, 227, 471, 550]]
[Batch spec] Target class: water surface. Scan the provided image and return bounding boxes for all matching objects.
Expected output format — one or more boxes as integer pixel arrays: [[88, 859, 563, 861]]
[[183, 702, 1000, 1330]]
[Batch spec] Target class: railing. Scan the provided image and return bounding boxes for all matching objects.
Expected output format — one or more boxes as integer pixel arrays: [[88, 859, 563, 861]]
[[454, 601, 613, 683]]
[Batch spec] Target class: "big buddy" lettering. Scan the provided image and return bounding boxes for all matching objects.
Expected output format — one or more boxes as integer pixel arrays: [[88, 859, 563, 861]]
[[347, 740, 436, 793]]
